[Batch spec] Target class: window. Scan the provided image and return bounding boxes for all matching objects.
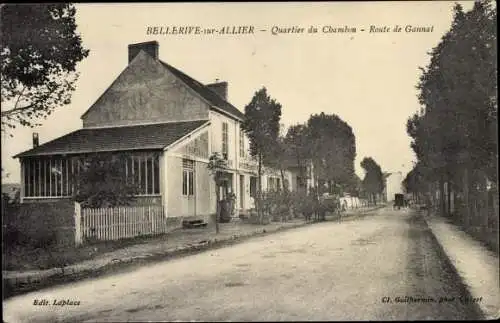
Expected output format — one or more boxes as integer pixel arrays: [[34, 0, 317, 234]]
[[189, 171, 194, 195], [125, 153, 160, 195], [183, 171, 188, 196], [222, 122, 228, 159], [182, 159, 195, 196], [152, 157, 160, 195], [239, 128, 245, 157], [250, 177, 257, 197], [267, 177, 280, 191], [23, 153, 161, 198], [23, 157, 75, 198]]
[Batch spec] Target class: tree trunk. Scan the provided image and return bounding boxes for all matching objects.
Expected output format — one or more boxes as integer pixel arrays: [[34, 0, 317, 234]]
[[463, 168, 470, 227], [296, 150, 304, 188], [258, 153, 263, 224], [279, 168, 288, 222], [279, 168, 287, 192], [492, 185, 499, 235], [447, 181, 452, 217], [215, 184, 220, 234], [481, 172, 489, 230], [439, 175, 446, 216]]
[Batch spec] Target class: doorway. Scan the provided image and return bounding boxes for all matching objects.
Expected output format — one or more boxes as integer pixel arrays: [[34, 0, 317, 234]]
[[182, 159, 195, 217]]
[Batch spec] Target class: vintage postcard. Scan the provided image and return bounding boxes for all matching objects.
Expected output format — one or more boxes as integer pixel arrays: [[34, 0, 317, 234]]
[[1, 1, 498, 322]]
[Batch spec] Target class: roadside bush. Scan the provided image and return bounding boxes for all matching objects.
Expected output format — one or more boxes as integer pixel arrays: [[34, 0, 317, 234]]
[[291, 191, 316, 221], [257, 190, 293, 222], [319, 197, 340, 214]]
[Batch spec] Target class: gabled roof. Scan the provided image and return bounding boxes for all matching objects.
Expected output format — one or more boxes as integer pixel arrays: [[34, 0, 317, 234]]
[[159, 60, 245, 121], [14, 120, 209, 158], [80, 51, 245, 122]]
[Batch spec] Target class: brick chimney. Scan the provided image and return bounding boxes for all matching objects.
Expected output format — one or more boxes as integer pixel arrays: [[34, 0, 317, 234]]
[[128, 41, 159, 63], [32, 132, 39, 148], [206, 81, 228, 100]]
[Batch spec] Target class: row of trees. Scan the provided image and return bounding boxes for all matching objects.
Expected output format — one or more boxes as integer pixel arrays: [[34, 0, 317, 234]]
[[404, 1, 497, 223], [284, 115, 385, 202], [240, 87, 387, 217], [284, 113, 358, 196], [241, 88, 359, 197]]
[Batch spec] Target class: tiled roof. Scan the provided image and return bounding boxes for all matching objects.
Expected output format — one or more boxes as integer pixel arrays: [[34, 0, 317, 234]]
[[14, 120, 208, 158], [159, 60, 245, 120]]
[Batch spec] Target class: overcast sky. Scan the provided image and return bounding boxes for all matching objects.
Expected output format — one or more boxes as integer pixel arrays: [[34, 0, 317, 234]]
[[1, 1, 474, 184]]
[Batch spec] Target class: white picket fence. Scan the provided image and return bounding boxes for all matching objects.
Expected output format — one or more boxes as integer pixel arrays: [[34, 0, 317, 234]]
[[75, 203, 167, 245]]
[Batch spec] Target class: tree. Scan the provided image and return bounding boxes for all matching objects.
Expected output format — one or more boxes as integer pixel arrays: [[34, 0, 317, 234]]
[[403, 163, 427, 203], [1, 4, 89, 133], [266, 136, 289, 191], [345, 173, 362, 197], [242, 87, 282, 221], [73, 153, 140, 208], [360, 157, 384, 205], [412, 1, 497, 180], [207, 152, 229, 234], [284, 123, 311, 190], [307, 113, 357, 195], [408, 0, 497, 217]]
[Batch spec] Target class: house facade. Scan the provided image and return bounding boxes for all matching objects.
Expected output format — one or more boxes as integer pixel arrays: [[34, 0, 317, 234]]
[[15, 41, 298, 223], [384, 171, 404, 202]]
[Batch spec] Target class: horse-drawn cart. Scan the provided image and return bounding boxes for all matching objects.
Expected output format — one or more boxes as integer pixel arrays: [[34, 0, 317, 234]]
[[394, 193, 405, 209]]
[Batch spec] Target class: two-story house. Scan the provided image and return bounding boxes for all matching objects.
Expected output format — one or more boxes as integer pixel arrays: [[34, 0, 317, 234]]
[[14, 41, 297, 225]]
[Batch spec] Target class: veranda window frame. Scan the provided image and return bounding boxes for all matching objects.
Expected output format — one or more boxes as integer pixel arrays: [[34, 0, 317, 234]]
[[23, 152, 161, 199]]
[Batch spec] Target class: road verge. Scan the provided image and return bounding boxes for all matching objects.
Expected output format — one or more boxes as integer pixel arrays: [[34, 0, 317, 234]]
[[421, 211, 499, 320]]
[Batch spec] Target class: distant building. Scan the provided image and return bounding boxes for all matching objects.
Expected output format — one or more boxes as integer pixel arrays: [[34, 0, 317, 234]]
[[385, 171, 404, 202]]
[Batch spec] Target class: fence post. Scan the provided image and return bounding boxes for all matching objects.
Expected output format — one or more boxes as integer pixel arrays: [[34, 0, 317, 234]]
[[74, 202, 82, 246]]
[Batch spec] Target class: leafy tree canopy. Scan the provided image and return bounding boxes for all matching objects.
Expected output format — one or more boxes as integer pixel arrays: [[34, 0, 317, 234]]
[[242, 87, 282, 163], [409, 0, 497, 186], [1, 4, 89, 132], [307, 112, 357, 186], [360, 157, 384, 196]]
